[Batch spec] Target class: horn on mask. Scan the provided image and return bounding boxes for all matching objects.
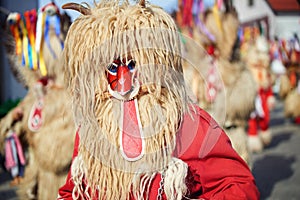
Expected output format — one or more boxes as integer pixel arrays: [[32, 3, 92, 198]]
[[139, 0, 146, 7], [62, 3, 91, 15]]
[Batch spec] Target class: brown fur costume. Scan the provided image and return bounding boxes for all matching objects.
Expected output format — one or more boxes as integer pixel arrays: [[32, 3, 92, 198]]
[[243, 36, 275, 91], [0, 11, 75, 200], [179, 6, 256, 165], [62, 1, 192, 199], [242, 35, 275, 153], [279, 42, 300, 121], [279, 65, 300, 119]]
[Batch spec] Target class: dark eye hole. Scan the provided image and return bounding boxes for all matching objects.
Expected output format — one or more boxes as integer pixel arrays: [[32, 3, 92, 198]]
[[127, 60, 136, 72], [106, 62, 118, 75]]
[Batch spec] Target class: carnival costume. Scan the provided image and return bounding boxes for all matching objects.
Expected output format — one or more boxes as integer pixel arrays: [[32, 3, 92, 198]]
[[58, 1, 259, 199]]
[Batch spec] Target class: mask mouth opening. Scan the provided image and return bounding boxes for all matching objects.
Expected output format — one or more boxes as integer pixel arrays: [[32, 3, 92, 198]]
[[108, 78, 140, 101]]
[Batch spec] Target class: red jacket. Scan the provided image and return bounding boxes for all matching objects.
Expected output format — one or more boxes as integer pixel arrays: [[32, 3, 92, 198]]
[[58, 106, 260, 199]]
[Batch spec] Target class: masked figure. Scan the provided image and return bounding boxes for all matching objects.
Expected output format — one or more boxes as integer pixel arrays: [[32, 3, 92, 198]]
[[57, 1, 259, 199]]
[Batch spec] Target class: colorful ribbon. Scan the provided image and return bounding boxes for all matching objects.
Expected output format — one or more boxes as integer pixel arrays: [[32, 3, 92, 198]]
[[44, 15, 57, 58], [8, 13, 22, 57], [212, 2, 222, 33], [7, 2, 63, 77], [36, 11, 47, 76], [182, 0, 194, 27], [19, 19, 30, 68], [24, 9, 38, 70]]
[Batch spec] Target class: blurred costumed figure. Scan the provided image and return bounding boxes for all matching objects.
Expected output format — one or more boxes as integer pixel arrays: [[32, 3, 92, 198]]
[[241, 27, 275, 153], [0, 3, 75, 199], [269, 37, 287, 94], [175, 0, 256, 165], [57, 1, 259, 199], [279, 34, 300, 124]]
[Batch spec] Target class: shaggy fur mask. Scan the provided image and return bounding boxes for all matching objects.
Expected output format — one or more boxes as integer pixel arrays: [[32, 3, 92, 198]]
[[63, 0, 192, 199]]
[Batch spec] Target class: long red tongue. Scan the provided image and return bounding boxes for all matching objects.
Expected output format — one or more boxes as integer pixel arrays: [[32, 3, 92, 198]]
[[120, 99, 144, 161]]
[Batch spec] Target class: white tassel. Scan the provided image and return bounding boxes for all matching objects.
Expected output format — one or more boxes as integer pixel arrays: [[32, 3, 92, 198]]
[[164, 158, 188, 200]]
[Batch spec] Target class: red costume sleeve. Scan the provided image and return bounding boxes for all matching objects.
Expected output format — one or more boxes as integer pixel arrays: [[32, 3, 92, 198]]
[[175, 106, 260, 200], [57, 130, 79, 200], [58, 107, 260, 200]]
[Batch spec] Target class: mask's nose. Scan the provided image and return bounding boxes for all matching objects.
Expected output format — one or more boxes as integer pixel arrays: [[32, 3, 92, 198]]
[[116, 65, 132, 95]]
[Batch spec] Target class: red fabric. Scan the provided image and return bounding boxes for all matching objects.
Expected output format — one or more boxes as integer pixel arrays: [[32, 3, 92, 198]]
[[248, 87, 273, 136], [5, 132, 26, 170], [38, 77, 49, 86], [259, 87, 273, 124], [57, 132, 79, 199], [206, 45, 215, 56], [294, 117, 300, 124], [58, 106, 260, 200], [182, 0, 193, 27], [248, 117, 258, 136]]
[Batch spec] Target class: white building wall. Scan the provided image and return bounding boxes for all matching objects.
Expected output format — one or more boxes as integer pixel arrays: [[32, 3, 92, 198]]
[[233, 0, 299, 40], [274, 16, 300, 40], [233, 0, 276, 38]]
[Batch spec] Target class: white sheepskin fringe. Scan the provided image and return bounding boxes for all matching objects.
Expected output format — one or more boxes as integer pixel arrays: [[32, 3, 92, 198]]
[[248, 135, 263, 153], [71, 155, 91, 200], [164, 157, 188, 200], [70, 156, 188, 200], [260, 129, 272, 146]]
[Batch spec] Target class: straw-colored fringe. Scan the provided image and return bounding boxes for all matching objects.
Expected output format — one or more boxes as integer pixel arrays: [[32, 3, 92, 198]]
[[75, 89, 182, 199]]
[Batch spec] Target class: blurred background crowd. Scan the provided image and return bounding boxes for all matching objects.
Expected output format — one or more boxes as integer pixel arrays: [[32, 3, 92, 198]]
[[0, 0, 299, 199]]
